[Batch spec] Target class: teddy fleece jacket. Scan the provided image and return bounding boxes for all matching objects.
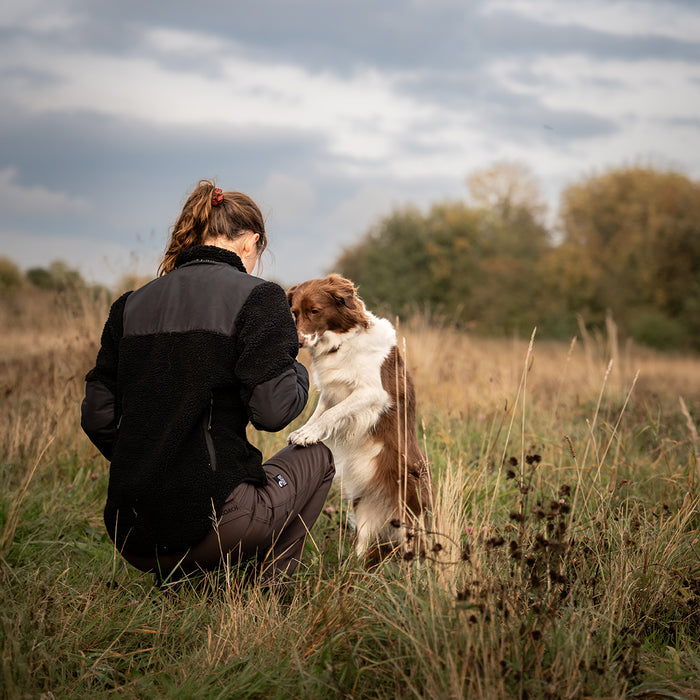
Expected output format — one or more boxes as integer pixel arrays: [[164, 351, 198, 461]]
[[81, 245, 309, 556]]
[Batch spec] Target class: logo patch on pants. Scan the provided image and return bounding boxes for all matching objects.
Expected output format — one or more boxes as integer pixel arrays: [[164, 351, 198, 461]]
[[273, 474, 288, 488]]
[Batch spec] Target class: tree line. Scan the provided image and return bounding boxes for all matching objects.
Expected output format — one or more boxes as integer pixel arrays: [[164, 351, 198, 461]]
[[3, 163, 699, 351], [0, 258, 114, 299], [336, 164, 700, 350]]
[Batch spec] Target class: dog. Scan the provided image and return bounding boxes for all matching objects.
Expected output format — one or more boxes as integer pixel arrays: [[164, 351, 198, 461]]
[[286, 274, 432, 558]]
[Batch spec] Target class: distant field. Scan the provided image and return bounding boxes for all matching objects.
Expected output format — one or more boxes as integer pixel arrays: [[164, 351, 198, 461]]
[[1, 289, 699, 699]]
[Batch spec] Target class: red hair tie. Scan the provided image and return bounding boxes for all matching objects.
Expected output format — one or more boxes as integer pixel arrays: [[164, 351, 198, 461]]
[[212, 188, 224, 206]]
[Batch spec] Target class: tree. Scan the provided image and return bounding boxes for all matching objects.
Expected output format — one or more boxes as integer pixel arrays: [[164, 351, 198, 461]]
[[335, 163, 700, 348], [336, 206, 431, 316], [26, 261, 86, 291], [336, 163, 551, 335], [0, 257, 23, 293], [556, 166, 700, 347], [466, 160, 547, 227], [26, 267, 55, 290]]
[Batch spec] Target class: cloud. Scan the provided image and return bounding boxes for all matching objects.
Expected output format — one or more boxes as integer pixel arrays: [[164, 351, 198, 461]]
[[0, 168, 89, 216], [483, 0, 700, 43], [1, 0, 700, 291], [1, 26, 437, 168], [318, 185, 413, 247], [255, 173, 317, 227], [491, 55, 700, 122], [0, 1, 78, 34]]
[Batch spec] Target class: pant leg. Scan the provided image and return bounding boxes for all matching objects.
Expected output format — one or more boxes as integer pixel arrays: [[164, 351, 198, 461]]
[[255, 443, 336, 578], [121, 442, 334, 579]]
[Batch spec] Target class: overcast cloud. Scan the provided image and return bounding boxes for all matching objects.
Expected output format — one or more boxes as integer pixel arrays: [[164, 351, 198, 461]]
[[1, 0, 699, 287]]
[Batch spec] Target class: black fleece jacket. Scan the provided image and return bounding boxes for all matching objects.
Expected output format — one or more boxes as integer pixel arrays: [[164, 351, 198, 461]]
[[81, 246, 308, 556]]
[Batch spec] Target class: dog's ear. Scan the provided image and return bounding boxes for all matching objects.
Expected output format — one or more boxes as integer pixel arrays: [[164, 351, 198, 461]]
[[326, 274, 357, 308], [286, 284, 298, 306]]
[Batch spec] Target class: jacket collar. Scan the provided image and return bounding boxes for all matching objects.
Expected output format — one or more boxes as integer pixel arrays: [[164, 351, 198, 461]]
[[174, 245, 247, 273]]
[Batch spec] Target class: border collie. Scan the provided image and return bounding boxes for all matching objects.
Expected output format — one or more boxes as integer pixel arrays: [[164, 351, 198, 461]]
[[286, 274, 432, 557]]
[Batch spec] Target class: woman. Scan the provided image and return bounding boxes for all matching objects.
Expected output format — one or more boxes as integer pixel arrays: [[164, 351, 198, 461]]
[[81, 180, 335, 585]]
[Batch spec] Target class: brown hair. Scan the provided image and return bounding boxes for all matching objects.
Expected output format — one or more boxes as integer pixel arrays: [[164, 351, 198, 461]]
[[159, 179, 267, 275]]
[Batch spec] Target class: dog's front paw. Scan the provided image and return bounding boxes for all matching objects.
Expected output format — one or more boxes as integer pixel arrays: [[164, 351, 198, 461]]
[[288, 423, 326, 446]]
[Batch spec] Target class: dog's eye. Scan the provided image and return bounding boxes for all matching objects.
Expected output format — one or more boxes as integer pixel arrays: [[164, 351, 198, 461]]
[[309, 308, 320, 315]]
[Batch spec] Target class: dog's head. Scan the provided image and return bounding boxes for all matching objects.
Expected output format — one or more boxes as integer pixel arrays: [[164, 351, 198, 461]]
[[287, 274, 370, 350]]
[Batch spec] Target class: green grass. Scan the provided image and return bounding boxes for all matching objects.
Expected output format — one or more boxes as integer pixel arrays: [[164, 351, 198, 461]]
[[1, 298, 699, 698]]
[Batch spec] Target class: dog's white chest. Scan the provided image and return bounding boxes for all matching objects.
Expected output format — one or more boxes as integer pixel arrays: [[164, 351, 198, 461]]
[[330, 439, 382, 497]]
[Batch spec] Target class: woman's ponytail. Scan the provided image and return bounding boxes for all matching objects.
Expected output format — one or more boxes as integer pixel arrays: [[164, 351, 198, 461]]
[[159, 180, 218, 275], [159, 179, 267, 276]]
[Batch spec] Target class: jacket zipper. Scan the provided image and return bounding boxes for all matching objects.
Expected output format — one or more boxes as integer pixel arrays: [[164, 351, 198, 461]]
[[205, 395, 217, 473]]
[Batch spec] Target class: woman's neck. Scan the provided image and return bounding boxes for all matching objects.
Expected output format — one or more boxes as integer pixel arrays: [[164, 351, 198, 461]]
[[205, 236, 244, 258]]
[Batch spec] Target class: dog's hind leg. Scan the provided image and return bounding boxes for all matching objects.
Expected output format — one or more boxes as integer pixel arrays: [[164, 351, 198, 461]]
[[352, 496, 400, 559]]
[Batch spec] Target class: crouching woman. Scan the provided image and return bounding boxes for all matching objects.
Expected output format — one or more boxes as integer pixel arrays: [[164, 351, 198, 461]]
[[81, 180, 334, 585]]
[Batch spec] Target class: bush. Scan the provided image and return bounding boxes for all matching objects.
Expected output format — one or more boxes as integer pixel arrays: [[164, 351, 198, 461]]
[[26, 261, 86, 292], [0, 257, 23, 293], [629, 309, 687, 350]]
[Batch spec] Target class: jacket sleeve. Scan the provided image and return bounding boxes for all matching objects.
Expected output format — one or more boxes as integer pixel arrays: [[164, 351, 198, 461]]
[[234, 281, 309, 432], [81, 292, 131, 459]]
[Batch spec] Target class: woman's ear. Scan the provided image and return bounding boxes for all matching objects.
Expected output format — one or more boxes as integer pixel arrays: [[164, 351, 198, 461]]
[[242, 232, 260, 258]]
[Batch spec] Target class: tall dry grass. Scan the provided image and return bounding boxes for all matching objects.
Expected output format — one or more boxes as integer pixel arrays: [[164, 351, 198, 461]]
[[1, 288, 699, 698]]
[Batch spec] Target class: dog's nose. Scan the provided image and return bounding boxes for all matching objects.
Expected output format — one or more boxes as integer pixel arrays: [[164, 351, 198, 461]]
[[298, 333, 306, 348]]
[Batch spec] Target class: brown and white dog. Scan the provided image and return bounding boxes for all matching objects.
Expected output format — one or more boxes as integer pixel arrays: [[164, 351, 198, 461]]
[[286, 274, 432, 557]]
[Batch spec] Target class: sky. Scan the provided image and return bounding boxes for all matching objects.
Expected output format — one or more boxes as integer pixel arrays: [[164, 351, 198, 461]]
[[2, 0, 700, 289]]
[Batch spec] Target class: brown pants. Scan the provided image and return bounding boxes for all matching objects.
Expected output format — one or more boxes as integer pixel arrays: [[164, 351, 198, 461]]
[[122, 443, 335, 582]]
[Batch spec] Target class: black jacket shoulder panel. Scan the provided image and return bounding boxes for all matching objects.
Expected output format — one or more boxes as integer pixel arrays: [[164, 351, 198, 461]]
[[123, 262, 262, 337]]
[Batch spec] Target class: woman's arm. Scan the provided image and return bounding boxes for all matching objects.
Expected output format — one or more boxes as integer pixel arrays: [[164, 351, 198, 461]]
[[235, 282, 309, 432], [81, 292, 131, 459]]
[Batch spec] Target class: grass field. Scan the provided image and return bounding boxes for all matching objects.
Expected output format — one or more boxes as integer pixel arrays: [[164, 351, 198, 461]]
[[1, 288, 699, 699]]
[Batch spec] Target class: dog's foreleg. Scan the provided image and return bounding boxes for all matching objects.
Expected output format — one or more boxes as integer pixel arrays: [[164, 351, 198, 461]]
[[288, 389, 386, 446], [305, 392, 329, 424], [287, 393, 328, 445], [353, 500, 374, 557]]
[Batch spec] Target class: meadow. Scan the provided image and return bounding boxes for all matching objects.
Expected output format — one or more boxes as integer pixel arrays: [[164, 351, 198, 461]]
[[1, 288, 699, 699]]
